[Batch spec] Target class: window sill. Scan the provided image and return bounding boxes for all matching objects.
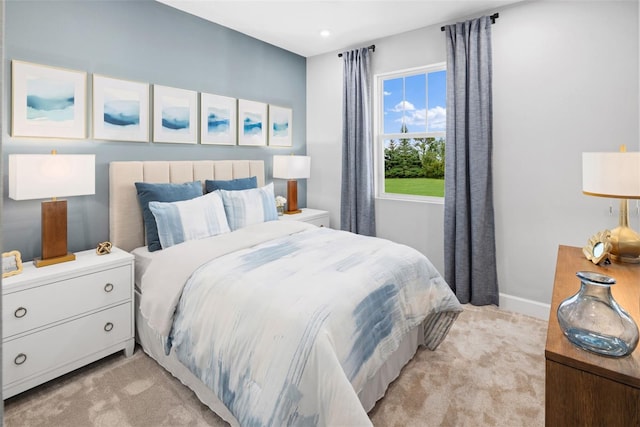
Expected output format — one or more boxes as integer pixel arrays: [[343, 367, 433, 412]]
[[376, 194, 444, 205]]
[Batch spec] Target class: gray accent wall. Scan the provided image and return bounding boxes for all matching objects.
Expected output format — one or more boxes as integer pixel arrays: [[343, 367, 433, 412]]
[[3, 0, 306, 261]]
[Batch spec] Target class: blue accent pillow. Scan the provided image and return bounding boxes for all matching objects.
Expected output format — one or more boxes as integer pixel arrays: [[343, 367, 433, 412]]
[[135, 181, 203, 252], [205, 176, 258, 193], [219, 182, 278, 231], [149, 191, 230, 249]]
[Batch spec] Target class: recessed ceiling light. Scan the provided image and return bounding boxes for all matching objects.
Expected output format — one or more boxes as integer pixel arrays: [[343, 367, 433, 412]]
[[320, 30, 331, 38]]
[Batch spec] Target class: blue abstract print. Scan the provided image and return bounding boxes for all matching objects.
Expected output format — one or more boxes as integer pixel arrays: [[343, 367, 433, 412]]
[[26, 78, 74, 122], [243, 113, 262, 135]]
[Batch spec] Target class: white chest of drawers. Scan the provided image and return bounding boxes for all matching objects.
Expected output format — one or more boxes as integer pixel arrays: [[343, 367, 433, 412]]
[[2, 247, 134, 399]]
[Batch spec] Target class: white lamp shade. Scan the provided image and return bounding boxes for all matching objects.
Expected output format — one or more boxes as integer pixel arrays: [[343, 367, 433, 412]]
[[273, 155, 311, 180], [9, 154, 96, 200], [582, 152, 640, 199]]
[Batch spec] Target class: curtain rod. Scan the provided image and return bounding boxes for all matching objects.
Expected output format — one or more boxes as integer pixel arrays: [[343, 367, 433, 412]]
[[337, 45, 376, 58], [440, 12, 499, 31]]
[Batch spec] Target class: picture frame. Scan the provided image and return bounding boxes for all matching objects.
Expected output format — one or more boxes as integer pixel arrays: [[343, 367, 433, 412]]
[[268, 105, 293, 147], [92, 74, 149, 142], [11, 60, 87, 139], [238, 99, 267, 146], [200, 93, 237, 145], [153, 85, 198, 144], [583, 229, 612, 266], [2, 250, 23, 279]]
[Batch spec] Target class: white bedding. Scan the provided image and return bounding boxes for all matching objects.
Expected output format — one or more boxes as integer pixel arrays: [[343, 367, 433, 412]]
[[139, 221, 315, 336], [137, 221, 462, 426]]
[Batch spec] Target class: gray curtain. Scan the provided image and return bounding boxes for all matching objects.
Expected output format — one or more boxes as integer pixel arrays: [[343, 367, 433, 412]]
[[444, 16, 499, 305], [340, 47, 376, 236]]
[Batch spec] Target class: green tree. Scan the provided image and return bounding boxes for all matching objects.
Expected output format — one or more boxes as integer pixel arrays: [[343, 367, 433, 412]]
[[384, 139, 398, 174], [393, 123, 422, 178], [384, 124, 445, 179], [422, 138, 445, 178]]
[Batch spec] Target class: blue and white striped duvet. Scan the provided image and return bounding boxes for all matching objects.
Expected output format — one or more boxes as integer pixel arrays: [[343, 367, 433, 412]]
[[160, 224, 462, 426]]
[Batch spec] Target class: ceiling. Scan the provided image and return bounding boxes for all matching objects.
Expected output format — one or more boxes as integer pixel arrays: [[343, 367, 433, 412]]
[[156, 0, 521, 57]]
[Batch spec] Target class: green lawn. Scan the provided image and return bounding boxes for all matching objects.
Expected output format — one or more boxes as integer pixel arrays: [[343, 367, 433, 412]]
[[385, 178, 445, 198]]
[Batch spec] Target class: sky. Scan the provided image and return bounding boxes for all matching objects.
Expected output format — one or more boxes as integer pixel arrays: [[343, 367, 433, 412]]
[[383, 70, 446, 134]]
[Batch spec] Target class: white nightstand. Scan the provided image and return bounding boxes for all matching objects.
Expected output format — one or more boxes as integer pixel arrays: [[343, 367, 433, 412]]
[[2, 247, 134, 398], [279, 208, 330, 228]]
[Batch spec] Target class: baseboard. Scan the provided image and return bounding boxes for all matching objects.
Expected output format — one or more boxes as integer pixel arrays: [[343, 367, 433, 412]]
[[499, 293, 550, 320]]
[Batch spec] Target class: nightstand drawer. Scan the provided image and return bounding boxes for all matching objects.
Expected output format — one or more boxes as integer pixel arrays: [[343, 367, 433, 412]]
[[305, 217, 329, 227], [3, 265, 131, 338], [279, 208, 330, 227], [3, 302, 132, 387]]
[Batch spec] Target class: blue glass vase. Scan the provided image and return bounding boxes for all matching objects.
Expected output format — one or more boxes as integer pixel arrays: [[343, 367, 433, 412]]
[[557, 271, 639, 357]]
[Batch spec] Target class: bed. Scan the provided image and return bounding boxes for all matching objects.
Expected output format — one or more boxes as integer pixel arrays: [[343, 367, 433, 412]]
[[109, 159, 462, 426]]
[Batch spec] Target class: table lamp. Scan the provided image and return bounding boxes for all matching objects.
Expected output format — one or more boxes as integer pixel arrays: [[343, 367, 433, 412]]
[[272, 155, 310, 214], [582, 146, 640, 263], [9, 151, 95, 267]]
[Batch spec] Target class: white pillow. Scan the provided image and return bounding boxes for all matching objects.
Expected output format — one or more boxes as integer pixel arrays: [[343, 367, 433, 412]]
[[149, 191, 230, 249], [219, 182, 278, 231]]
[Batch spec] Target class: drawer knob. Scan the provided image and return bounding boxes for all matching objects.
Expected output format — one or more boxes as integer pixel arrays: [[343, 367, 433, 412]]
[[14, 353, 27, 365], [104, 283, 114, 293], [104, 322, 114, 332], [14, 307, 27, 318]]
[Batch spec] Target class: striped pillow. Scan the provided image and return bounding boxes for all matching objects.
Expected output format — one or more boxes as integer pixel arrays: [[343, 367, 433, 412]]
[[219, 183, 278, 231], [149, 191, 230, 249]]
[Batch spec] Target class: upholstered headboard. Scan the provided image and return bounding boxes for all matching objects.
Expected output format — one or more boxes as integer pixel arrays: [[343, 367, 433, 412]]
[[109, 160, 265, 252]]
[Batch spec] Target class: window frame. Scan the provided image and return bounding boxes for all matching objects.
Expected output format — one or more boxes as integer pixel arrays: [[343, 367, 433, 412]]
[[373, 62, 447, 204]]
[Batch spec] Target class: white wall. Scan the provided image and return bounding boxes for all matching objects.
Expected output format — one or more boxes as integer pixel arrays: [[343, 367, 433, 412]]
[[307, 0, 639, 318]]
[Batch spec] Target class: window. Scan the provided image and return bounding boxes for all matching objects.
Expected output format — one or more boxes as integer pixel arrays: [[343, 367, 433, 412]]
[[375, 64, 446, 200]]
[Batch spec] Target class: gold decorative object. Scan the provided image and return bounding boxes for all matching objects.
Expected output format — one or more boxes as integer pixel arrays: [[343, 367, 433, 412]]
[[2, 251, 23, 278], [583, 230, 612, 265], [582, 145, 640, 264], [96, 241, 113, 255]]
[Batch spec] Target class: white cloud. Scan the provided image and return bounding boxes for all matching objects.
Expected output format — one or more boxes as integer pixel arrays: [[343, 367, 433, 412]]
[[389, 100, 415, 113], [427, 106, 446, 130], [400, 109, 426, 126], [383, 91, 392, 96], [393, 106, 446, 130]]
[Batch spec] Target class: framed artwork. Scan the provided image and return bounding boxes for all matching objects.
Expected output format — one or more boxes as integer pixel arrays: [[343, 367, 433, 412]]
[[93, 75, 149, 142], [200, 93, 236, 145], [11, 60, 86, 139], [2, 250, 23, 279], [268, 105, 293, 147], [153, 85, 198, 144], [238, 99, 267, 146]]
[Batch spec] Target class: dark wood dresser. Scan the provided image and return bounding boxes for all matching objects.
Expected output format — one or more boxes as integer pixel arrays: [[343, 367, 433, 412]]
[[545, 245, 640, 426]]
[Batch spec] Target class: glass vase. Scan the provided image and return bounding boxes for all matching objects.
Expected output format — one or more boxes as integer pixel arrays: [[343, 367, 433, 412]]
[[557, 271, 639, 357]]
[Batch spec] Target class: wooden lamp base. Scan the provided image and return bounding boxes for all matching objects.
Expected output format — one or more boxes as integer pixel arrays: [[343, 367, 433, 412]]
[[34, 199, 75, 268], [284, 180, 301, 214]]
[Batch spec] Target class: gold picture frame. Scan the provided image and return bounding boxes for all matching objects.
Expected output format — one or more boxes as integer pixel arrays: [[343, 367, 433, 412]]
[[2, 250, 23, 278], [583, 229, 612, 265]]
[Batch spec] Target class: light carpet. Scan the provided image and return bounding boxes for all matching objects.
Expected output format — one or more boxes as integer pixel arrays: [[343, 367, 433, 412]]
[[4, 305, 547, 426]]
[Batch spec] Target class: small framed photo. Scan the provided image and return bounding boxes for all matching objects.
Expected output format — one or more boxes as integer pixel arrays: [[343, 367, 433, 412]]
[[238, 99, 267, 146], [2, 250, 23, 279], [153, 85, 198, 144], [93, 74, 149, 142], [11, 60, 87, 139], [268, 105, 293, 147], [200, 93, 236, 145]]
